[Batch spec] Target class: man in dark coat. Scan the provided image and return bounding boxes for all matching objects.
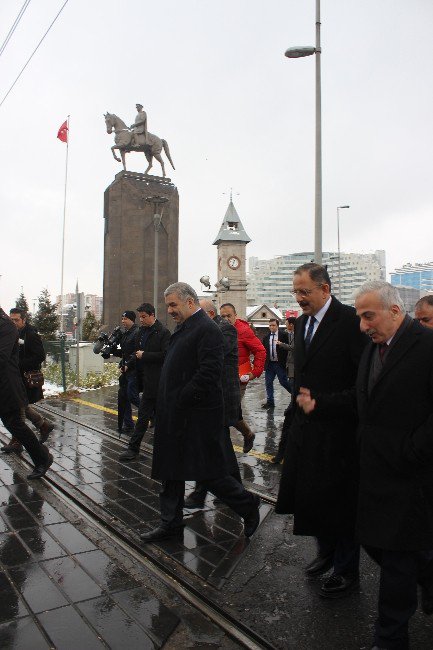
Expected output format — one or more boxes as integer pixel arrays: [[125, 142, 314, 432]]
[[275, 263, 367, 598], [2, 309, 54, 453], [140, 283, 260, 543], [262, 317, 291, 409], [119, 303, 170, 461], [184, 298, 243, 508], [0, 307, 52, 479], [271, 316, 296, 464], [107, 311, 140, 433], [414, 294, 433, 329], [297, 281, 433, 649]]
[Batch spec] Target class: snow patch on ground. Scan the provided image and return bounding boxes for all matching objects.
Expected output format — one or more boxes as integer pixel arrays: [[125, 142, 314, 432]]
[[42, 379, 118, 397]]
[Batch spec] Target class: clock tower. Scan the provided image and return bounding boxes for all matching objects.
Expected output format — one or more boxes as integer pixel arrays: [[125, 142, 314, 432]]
[[213, 198, 251, 318]]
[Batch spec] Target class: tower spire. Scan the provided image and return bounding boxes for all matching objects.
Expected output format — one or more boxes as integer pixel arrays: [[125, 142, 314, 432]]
[[213, 196, 251, 245]]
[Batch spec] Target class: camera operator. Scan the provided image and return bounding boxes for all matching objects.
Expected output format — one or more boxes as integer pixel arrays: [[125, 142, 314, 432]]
[[118, 303, 170, 461], [107, 311, 140, 434]]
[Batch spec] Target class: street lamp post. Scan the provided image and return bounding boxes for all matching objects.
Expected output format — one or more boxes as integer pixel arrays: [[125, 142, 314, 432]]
[[337, 205, 350, 299], [285, 0, 322, 264], [145, 196, 169, 318]]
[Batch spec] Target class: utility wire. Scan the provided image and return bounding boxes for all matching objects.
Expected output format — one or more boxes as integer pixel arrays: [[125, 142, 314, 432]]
[[0, 0, 69, 109], [0, 0, 32, 58]]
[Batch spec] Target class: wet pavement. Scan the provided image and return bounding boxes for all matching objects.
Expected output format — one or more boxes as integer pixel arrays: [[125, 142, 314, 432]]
[[1, 378, 432, 649], [0, 458, 244, 649]]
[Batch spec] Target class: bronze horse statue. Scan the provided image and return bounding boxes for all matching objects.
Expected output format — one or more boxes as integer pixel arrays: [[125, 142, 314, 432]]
[[104, 112, 175, 177]]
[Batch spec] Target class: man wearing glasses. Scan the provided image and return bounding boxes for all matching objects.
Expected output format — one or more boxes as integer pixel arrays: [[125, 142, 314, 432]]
[[275, 263, 367, 598]]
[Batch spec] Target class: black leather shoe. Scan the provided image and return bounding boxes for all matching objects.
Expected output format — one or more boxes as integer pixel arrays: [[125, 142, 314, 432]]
[[140, 525, 184, 543], [261, 402, 275, 409], [244, 495, 261, 537], [184, 494, 205, 509], [319, 573, 359, 599], [421, 578, 433, 615], [27, 453, 53, 480], [119, 449, 139, 462], [243, 432, 255, 453], [304, 553, 334, 576], [39, 420, 54, 443]]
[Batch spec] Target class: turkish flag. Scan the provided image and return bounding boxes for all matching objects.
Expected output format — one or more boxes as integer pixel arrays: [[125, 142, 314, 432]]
[[57, 120, 68, 143]]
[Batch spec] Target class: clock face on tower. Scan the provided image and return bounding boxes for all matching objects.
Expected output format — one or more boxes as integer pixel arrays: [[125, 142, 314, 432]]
[[227, 256, 240, 270]]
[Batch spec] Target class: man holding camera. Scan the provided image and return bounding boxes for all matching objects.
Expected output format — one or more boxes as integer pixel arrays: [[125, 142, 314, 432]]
[[119, 303, 170, 461], [108, 311, 140, 434]]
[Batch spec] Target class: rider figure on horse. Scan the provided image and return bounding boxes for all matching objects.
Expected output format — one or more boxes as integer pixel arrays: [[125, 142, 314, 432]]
[[131, 103, 148, 148]]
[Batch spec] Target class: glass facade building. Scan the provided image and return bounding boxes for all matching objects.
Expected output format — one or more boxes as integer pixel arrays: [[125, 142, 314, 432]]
[[247, 250, 386, 311], [390, 263, 433, 292]]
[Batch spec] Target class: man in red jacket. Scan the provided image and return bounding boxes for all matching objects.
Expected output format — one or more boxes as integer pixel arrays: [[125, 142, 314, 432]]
[[220, 303, 266, 452]]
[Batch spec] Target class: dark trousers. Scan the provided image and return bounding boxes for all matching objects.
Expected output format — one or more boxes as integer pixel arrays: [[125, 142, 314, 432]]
[[265, 361, 292, 403], [190, 427, 242, 502], [25, 405, 44, 430], [128, 395, 156, 452], [317, 535, 360, 576], [159, 476, 256, 528], [118, 372, 140, 430], [365, 546, 433, 650], [1, 408, 46, 466]]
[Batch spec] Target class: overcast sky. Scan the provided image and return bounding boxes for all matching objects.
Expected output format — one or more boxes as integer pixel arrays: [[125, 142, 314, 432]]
[[1, 0, 432, 313]]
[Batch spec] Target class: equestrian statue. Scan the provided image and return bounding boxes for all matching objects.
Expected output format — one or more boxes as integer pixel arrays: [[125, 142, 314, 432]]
[[104, 103, 175, 177]]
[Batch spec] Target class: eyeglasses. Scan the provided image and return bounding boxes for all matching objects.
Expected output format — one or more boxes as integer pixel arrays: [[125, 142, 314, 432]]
[[291, 284, 323, 298]]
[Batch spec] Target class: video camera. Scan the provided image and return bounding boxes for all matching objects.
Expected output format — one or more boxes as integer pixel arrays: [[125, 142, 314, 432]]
[[93, 326, 123, 358]]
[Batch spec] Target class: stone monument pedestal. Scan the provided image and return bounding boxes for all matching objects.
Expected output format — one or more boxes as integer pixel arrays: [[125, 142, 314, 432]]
[[103, 171, 179, 330]]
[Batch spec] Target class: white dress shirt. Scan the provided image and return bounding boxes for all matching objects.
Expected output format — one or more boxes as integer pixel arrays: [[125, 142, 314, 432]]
[[304, 296, 332, 341]]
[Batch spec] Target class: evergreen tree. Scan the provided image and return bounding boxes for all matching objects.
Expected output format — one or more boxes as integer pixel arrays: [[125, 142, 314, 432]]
[[82, 311, 101, 341], [15, 290, 30, 319], [33, 288, 60, 340]]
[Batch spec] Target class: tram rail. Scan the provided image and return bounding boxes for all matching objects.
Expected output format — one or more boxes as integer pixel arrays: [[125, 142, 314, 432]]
[[1, 405, 278, 650], [37, 403, 278, 507]]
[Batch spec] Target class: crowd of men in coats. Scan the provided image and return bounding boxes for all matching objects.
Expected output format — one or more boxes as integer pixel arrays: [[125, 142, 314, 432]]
[[2, 269, 433, 649]]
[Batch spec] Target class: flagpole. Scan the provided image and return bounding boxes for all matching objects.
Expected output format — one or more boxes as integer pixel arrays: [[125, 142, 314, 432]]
[[59, 115, 70, 333]]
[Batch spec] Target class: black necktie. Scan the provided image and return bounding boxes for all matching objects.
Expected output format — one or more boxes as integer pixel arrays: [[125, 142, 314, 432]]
[[305, 316, 316, 350]]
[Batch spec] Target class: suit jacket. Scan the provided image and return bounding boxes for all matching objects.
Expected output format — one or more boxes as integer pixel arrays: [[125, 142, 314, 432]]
[[278, 330, 295, 377], [354, 319, 433, 550], [0, 308, 28, 416], [151, 309, 227, 481], [263, 329, 288, 370], [275, 296, 368, 538]]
